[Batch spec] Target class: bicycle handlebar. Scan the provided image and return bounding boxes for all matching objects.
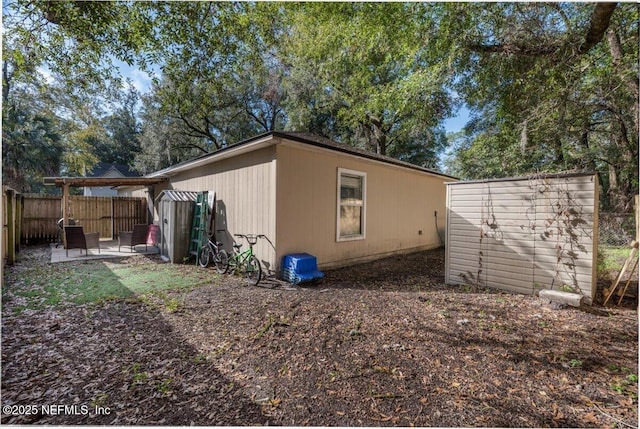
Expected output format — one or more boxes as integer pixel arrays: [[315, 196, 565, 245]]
[[234, 234, 267, 239]]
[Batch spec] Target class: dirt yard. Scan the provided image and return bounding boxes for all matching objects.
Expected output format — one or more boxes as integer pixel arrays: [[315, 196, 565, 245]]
[[1, 245, 638, 427]]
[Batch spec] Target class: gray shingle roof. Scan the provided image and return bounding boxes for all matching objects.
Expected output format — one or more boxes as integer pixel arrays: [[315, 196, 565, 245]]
[[86, 162, 140, 178]]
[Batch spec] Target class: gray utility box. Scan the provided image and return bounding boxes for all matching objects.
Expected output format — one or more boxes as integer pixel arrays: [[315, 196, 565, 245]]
[[156, 190, 199, 263]]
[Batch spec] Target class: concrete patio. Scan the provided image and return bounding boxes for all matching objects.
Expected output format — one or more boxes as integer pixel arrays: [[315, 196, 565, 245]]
[[50, 240, 160, 263]]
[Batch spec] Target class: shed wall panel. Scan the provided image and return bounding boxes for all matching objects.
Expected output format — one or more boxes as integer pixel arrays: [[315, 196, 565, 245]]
[[446, 174, 598, 303]]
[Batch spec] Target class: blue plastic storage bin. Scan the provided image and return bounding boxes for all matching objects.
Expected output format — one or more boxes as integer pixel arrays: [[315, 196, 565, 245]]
[[281, 253, 324, 285]]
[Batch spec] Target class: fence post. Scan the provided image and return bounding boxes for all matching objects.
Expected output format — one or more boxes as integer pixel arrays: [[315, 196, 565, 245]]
[[111, 197, 115, 240], [16, 195, 23, 252], [62, 183, 70, 248], [6, 189, 15, 265], [146, 187, 154, 225], [62, 183, 71, 223]]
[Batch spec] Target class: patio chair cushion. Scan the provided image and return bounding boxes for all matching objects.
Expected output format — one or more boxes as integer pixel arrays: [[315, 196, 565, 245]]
[[119, 224, 149, 252], [64, 225, 100, 256]]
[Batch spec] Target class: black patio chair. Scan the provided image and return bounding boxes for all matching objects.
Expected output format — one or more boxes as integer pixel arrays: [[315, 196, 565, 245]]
[[118, 224, 149, 252], [64, 225, 100, 256]]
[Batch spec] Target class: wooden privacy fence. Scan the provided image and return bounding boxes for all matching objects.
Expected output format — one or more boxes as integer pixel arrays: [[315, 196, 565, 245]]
[[22, 195, 147, 243], [21, 194, 60, 243]]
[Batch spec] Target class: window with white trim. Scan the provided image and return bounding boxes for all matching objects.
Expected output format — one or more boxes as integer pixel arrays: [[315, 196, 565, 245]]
[[337, 168, 366, 241]]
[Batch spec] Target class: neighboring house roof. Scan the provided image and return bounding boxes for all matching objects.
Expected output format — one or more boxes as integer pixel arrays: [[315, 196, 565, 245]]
[[146, 131, 457, 180], [86, 162, 140, 178]]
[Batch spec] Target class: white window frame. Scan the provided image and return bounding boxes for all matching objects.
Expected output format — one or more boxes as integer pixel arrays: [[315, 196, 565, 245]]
[[336, 168, 367, 242]]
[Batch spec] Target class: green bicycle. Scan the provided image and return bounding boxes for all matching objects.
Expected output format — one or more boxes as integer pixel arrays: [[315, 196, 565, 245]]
[[227, 234, 264, 286]]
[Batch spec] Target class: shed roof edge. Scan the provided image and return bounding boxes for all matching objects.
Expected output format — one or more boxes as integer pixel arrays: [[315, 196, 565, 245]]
[[445, 172, 597, 186]]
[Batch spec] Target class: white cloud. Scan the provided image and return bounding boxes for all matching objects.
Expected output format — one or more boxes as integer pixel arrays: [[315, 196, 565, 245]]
[[127, 67, 154, 93], [115, 59, 160, 94], [37, 66, 55, 85]]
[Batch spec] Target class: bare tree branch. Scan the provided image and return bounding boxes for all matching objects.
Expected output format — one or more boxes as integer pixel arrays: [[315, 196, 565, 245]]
[[468, 3, 618, 58], [170, 113, 218, 151]]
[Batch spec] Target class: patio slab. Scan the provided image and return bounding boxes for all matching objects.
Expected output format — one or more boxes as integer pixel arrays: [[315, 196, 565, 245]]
[[50, 240, 160, 263]]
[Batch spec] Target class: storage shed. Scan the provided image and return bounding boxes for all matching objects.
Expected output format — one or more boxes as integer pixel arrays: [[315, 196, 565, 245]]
[[120, 131, 457, 273], [156, 190, 199, 263], [445, 173, 599, 303]]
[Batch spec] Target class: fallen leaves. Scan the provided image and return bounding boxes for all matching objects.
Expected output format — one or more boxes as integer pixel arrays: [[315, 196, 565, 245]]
[[581, 412, 599, 425], [1, 245, 637, 427]]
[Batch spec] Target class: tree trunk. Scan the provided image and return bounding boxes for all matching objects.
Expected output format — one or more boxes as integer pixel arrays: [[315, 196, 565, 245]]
[[370, 118, 387, 156], [607, 29, 640, 100], [608, 163, 621, 209], [2, 61, 10, 104], [607, 162, 635, 213], [607, 28, 639, 139], [578, 3, 618, 54], [376, 132, 387, 157]]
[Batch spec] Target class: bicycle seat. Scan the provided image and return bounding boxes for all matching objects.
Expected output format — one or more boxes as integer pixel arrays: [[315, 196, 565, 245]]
[[233, 243, 242, 250]]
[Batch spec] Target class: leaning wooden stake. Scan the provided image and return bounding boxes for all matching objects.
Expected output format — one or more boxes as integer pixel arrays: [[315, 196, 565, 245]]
[[617, 256, 639, 306], [603, 240, 639, 306]]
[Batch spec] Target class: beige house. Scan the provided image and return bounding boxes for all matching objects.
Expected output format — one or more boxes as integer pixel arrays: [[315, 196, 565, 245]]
[[120, 132, 456, 273]]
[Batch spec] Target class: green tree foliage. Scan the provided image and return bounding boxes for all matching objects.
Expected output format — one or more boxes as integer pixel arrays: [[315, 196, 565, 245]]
[[3, 0, 156, 93], [443, 2, 638, 210], [2, 87, 63, 192], [96, 82, 142, 166], [3, 1, 151, 191], [2, 1, 637, 211], [284, 2, 452, 167], [133, 84, 209, 174], [62, 124, 102, 177], [148, 2, 287, 149]]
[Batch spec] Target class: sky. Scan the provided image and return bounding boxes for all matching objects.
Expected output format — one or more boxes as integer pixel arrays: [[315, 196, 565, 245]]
[[127, 66, 156, 94], [443, 105, 470, 134]]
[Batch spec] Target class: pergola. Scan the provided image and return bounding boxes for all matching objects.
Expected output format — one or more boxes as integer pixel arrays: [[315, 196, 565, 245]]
[[43, 176, 169, 227]]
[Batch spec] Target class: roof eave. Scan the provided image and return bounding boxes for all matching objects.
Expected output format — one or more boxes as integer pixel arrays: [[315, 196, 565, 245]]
[[43, 176, 168, 188], [143, 130, 457, 181], [273, 131, 457, 180], [146, 132, 276, 178]]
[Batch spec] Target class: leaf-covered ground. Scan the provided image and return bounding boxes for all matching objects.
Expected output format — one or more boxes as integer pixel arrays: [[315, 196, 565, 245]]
[[2, 245, 637, 427]]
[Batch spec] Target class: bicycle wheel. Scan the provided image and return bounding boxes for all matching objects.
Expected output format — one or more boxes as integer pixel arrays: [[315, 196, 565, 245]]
[[213, 249, 229, 274], [197, 246, 211, 268], [245, 255, 262, 286]]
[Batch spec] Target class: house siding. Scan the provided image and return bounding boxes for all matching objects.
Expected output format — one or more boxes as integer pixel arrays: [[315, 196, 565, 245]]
[[445, 174, 599, 303], [159, 146, 277, 271], [275, 140, 453, 270], [118, 134, 456, 274], [121, 188, 147, 198]]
